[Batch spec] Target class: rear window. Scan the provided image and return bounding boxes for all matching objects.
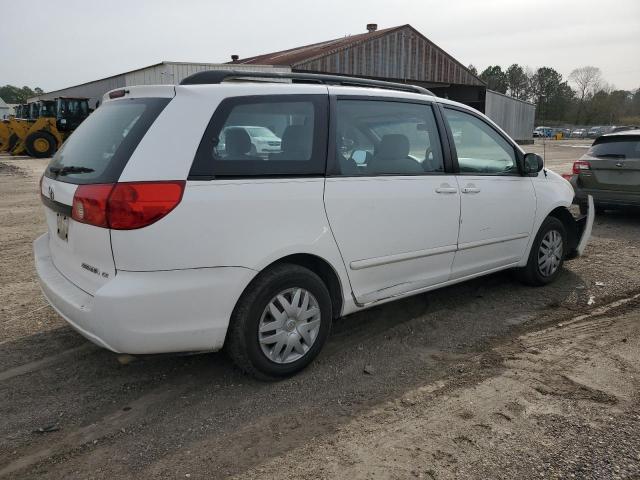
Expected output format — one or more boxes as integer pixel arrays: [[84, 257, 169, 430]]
[[45, 97, 170, 184], [589, 136, 640, 159]]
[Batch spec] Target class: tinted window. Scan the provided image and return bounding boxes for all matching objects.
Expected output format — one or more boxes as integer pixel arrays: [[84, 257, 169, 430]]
[[444, 108, 517, 174], [45, 98, 170, 184], [589, 137, 640, 159], [190, 95, 327, 178], [335, 100, 443, 176]]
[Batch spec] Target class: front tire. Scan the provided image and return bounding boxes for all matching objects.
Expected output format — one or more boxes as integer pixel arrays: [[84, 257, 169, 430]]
[[515, 216, 567, 286], [25, 131, 57, 158], [226, 264, 332, 380]]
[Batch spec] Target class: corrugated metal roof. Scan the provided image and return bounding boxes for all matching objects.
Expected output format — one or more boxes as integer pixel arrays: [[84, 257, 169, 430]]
[[234, 24, 484, 87], [235, 25, 402, 66]]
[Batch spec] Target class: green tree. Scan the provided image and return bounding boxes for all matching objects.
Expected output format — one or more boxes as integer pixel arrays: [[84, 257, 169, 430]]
[[529, 67, 573, 123], [0, 84, 43, 103], [631, 88, 640, 116], [505, 64, 529, 100], [479, 65, 508, 93]]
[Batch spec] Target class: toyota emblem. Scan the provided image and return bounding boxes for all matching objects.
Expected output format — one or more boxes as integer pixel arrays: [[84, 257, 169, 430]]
[[48, 185, 54, 201]]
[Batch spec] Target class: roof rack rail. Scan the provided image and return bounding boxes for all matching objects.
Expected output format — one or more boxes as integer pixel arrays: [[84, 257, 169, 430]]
[[179, 69, 435, 96]]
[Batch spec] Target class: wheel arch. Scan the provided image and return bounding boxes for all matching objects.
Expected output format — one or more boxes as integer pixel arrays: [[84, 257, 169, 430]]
[[262, 253, 345, 319], [520, 200, 577, 267], [548, 206, 580, 257]]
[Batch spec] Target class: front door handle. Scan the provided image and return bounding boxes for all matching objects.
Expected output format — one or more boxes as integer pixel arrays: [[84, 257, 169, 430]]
[[462, 184, 481, 194], [435, 183, 458, 194]]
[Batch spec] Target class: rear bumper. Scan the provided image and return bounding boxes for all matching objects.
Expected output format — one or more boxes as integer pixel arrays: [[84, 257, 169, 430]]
[[571, 180, 640, 208], [33, 233, 256, 354]]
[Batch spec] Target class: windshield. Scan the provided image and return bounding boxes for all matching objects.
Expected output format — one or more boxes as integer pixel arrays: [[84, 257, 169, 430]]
[[45, 97, 170, 184]]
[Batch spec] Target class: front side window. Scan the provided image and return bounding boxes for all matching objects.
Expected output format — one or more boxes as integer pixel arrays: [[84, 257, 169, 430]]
[[334, 100, 444, 176], [444, 108, 517, 175], [190, 95, 327, 178]]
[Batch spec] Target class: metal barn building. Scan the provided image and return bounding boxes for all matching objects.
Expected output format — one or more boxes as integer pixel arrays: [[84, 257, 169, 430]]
[[234, 24, 535, 143], [28, 25, 534, 142], [28, 62, 291, 109]]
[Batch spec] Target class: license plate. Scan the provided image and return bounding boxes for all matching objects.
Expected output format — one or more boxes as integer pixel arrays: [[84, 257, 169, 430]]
[[56, 214, 69, 241]]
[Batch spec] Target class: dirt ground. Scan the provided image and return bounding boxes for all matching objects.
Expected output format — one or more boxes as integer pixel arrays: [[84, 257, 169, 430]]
[[1, 139, 639, 479]]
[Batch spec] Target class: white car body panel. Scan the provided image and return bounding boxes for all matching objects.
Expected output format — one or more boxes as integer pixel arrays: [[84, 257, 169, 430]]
[[518, 169, 576, 266], [34, 233, 255, 353], [41, 168, 114, 295], [324, 176, 460, 305], [451, 175, 536, 278]]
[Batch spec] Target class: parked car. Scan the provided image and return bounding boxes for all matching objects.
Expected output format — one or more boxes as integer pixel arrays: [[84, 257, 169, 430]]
[[34, 71, 593, 379], [571, 129, 640, 214], [571, 128, 588, 138], [533, 126, 553, 138], [219, 125, 281, 157], [587, 126, 613, 139], [609, 125, 639, 134]]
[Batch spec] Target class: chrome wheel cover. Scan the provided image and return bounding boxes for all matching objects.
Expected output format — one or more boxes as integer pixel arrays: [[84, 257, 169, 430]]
[[538, 229, 563, 277], [258, 288, 321, 364]]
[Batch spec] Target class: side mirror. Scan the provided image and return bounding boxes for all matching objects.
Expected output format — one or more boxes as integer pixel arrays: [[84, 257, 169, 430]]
[[523, 153, 544, 174]]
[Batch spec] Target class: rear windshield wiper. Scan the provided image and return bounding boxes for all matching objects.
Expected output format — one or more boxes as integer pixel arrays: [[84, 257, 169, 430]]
[[49, 166, 95, 176]]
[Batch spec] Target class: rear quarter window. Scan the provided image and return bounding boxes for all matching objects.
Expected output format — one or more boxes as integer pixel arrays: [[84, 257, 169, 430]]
[[45, 97, 170, 184], [189, 95, 328, 178]]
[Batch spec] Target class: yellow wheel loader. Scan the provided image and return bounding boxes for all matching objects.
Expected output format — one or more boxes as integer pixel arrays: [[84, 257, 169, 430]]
[[11, 98, 90, 158], [7, 116, 32, 155], [0, 121, 11, 152]]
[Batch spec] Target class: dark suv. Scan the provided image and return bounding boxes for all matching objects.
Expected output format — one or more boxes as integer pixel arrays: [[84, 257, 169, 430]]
[[571, 129, 640, 213]]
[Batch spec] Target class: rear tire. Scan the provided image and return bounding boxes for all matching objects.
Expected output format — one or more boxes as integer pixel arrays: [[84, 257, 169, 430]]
[[25, 131, 57, 158], [515, 216, 567, 286], [226, 264, 332, 380]]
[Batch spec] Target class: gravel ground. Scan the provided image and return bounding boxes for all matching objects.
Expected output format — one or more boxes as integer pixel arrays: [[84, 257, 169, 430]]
[[1, 143, 639, 479]]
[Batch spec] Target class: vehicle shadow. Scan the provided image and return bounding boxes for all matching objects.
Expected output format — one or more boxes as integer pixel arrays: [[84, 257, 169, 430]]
[[0, 267, 589, 478]]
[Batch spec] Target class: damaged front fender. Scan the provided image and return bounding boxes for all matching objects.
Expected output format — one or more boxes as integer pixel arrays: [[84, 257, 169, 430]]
[[576, 195, 595, 256]]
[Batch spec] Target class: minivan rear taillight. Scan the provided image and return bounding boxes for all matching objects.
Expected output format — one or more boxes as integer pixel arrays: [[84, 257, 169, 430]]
[[71, 181, 185, 230], [572, 161, 591, 174], [108, 182, 185, 229], [72, 184, 113, 227]]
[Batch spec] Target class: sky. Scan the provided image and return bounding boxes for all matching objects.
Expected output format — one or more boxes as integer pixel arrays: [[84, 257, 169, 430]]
[[1, 0, 639, 92]]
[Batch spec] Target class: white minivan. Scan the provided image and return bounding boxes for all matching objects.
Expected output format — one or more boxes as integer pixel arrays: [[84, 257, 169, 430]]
[[34, 71, 593, 379]]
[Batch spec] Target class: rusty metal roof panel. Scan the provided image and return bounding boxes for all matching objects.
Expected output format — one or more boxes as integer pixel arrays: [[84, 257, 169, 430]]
[[235, 26, 403, 67], [234, 25, 484, 87]]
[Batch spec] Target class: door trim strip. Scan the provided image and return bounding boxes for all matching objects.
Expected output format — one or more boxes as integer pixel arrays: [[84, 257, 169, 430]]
[[350, 244, 457, 271], [457, 232, 529, 251]]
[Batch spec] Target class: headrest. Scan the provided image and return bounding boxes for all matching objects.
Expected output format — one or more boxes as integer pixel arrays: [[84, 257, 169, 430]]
[[375, 134, 410, 160], [225, 128, 251, 155], [282, 125, 312, 154]]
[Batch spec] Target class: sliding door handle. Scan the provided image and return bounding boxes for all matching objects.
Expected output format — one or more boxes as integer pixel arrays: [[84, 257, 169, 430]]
[[435, 183, 458, 194], [462, 186, 481, 194]]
